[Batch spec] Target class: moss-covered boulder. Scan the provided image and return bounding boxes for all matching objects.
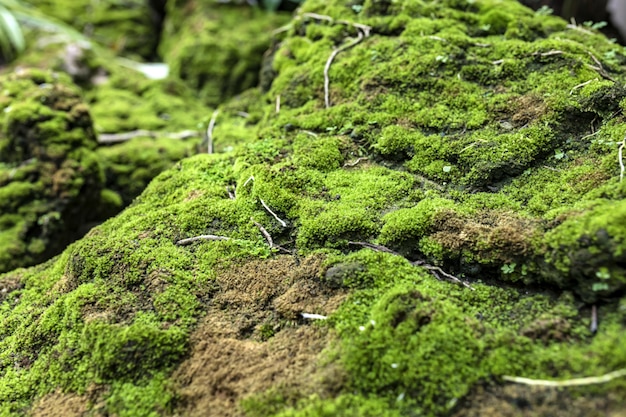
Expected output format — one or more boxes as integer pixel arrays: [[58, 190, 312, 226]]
[[0, 69, 107, 273], [3, 32, 212, 209], [25, 0, 161, 60], [2, 0, 626, 416], [159, 1, 291, 106]]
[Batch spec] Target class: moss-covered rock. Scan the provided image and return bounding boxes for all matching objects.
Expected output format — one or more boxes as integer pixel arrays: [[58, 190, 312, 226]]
[[25, 0, 161, 60], [0, 69, 107, 273], [2, 0, 626, 416], [159, 1, 291, 106]]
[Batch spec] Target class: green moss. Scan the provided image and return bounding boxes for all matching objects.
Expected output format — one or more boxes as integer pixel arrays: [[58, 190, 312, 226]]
[[321, 250, 626, 416], [26, 0, 159, 59], [160, 3, 291, 106], [2, 0, 626, 415], [0, 69, 105, 273]]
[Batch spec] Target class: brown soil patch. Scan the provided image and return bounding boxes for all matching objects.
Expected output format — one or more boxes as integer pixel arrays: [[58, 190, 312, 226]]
[[30, 391, 89, 417], [452, 383, 626, 417], [171, 255, 347, 417], [432, 210, 538, 262], [0, 274, 24, 304], [511, 95, 547, 127]]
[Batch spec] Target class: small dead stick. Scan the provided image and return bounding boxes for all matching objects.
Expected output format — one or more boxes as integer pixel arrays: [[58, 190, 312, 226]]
[[260, 198, 287, 227], [252, 218, 274, 248], [349, 241, 401, 255], [252, 218, 293, 253], [417, 263, 475, 290], [206, 110, 219, 154], [349, 241, 474, 290], [324, 30, 366, 108], [176, 234, 230, 246], [98, 129, 199, 144], [226, 185, 236, 200], [343, 157, 368, 167], [503, 368, 626, 387], [619, 137, 625, 182]]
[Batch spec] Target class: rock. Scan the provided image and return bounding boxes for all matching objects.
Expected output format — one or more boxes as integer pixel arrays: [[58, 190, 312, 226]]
[[159, 1, 291, 106], [1, 0, 626, 415], [0, 69, 107, 273]]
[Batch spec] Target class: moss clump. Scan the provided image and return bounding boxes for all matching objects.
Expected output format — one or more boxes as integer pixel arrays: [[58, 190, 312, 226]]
[[0, 69, 106, 273], [96, 137, 196, 206], [159, 2, 291, 106], [25, 0, 160, 59]]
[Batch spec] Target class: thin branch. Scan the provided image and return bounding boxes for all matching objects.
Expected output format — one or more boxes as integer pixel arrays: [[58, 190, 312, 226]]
[[619, 137, 625, 182], [349, 241, 401, 255], [226, 185, 236, 200], [503, 368, 626, 387], [260, 198, 287, 227], [324, 30, 366, 108], [252, 218, 274, 248], [566, 19, 595, 36], [569, 79, 597, 95], [237, 111, 250, 118], [580, 130, 600, 141], [206, 110, 219, 154], [588, 52, 604, 70], [343, 157, 368, 167], [417, 263, 475, 290], [301, 313, 328, 320], [243, 175, 255, 188], [98, 129, 199, 144], [300, 130, 319, 138], [532, 50, 563, 57], [301, 12, 334, 22], [176, 234, 230, 246], [276, 95, 281, 113]]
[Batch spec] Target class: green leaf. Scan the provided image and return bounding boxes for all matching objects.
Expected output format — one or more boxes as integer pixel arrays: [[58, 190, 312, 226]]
[[0, 4, 24, 61]]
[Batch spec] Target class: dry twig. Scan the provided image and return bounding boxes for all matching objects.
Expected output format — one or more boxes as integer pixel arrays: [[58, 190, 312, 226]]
[[503, 368, 626, 387], [243, 175, 255, 188], [343, 156, 368, 167], [98, 129, 198, 144], [260, 198, 287, 227], [206, 110, 219, 154], [252, 218, 274, 248], [301, 313, 328, 320], [324, 30, 367, 108], [348, 241, 474, 289], [226, 185, 236, 200], [300, 130, 319, 138], [570, 78, 597, 95], [176, 234, 230, 245], [619, 137, 625, 182], [532, 50, 563, 57]]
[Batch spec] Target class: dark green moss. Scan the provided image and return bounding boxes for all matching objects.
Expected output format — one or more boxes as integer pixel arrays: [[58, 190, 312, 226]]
[[0, 69, 105, 273]]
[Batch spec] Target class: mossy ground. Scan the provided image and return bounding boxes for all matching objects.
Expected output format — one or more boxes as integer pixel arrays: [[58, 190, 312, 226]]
[[1, 0, 626, 416]]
